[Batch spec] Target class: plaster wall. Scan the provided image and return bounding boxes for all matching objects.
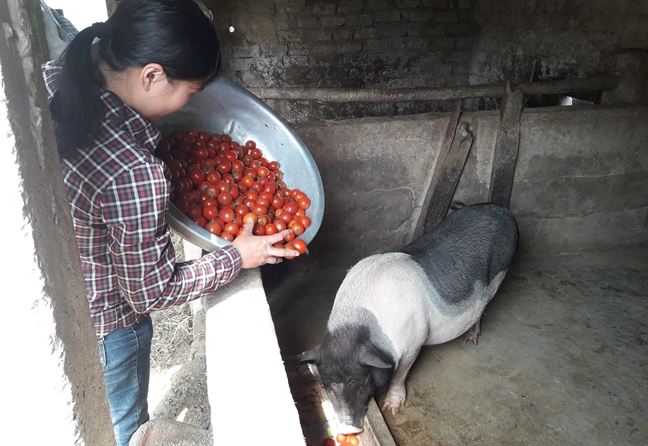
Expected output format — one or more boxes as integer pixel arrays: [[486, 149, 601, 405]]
[[0, 1, 114, 444], [294, 105, 648, 266]]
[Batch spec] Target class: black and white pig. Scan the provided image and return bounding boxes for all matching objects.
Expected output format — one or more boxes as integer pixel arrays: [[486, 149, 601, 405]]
[[300, 203, 519, 433]]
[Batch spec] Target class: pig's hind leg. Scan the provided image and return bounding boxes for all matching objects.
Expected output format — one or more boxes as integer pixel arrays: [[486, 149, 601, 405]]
[[463, 318, 481, 345], [382, 350, 419, 415]]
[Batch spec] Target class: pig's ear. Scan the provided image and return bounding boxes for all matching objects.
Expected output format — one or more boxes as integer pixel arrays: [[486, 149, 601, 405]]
[[358, 344, 392, 369], [298, 349, 321, 364]]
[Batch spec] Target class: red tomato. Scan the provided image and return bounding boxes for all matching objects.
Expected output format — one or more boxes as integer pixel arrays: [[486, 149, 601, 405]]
[[234, 204, 249, 216], [202, 197, 218, 208], [217, 160, 232, 174], [192, 215, 207, 228], [259, 191, 273, 202], [205, 184, 219, 198], [322, 439, 335, 446], [268, 160, 279, 171], [217, 191, 233, 206], [345, 434, 359, 446], [205, 221, 221, 235], [252, 224, 266, 236], [264, 223, 278, 235], [257, 214, 269, 226], [252, 204, 268, 216], [283, 231, 295, 243], [241, 175, 255, 188], [290, 222, 305, 235], [283, 202, 299, 215], [219, 207, 236, 223], [187, 168, 205, 186], [245, 140, 256, 149], [172, 199, 189, 215], [272, 194, 285, 209], [336, 434, 347, 444], [250, 148, 262, 159], [263, 182, 276, 195], [224, 150, 238, 163], [195, 147, 209, 160], [299, 197, 312, 209], [231, 160, 245, 173], [224, 222, 239, 235], [206, 171, 221, 184], [279, 211, 294, 224], [216, 181, 230, 193], [257, 166, 269, 178], [202, 206, 218, 221], [220, 231, 234, 242], [292, 239, 307, 254], [299, 215, 312, 228], [187, 203, 202, 220]]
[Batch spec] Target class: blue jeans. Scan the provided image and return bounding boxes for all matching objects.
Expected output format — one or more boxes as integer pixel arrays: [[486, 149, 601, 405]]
[[98, 317, 152, 446]]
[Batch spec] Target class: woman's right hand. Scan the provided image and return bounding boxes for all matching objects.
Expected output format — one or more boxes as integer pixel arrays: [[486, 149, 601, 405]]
[[232, 219, 300, 268]]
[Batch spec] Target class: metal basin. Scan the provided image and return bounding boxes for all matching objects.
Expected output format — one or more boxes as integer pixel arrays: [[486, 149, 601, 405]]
[[156, 77, 324, 252]]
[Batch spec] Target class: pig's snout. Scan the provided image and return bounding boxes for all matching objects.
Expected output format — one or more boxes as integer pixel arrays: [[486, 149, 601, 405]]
[[337, 424, 364, 435]]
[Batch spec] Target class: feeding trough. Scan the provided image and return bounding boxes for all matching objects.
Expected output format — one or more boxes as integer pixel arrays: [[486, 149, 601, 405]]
[[156, 77, 324, 252]]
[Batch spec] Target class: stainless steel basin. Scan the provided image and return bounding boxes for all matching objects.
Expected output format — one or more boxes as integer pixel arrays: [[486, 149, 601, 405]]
[[156, 77, 324, 252]]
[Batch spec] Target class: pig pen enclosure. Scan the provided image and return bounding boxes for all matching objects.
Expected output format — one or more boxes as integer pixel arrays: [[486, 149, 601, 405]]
[[140, 3, 647, 442], [17, 1, 646, 445], [147, 99, 648, 446]]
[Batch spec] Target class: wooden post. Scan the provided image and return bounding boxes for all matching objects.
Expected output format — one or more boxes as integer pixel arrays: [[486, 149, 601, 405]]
[[489, 83, 523, 208]]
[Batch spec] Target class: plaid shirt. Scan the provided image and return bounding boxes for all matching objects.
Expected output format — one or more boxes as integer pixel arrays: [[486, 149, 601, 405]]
[[42, 60, 242, 338]]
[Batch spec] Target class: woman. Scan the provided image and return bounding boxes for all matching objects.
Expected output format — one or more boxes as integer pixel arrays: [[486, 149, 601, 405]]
[[41, 1, 299, 444]]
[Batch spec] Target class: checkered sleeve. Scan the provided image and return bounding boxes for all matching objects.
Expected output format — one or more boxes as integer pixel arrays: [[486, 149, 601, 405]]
[[101, 162, 241, 313]]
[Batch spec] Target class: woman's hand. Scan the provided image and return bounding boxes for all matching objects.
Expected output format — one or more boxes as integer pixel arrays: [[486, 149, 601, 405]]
[[232, 219, 301, 268]]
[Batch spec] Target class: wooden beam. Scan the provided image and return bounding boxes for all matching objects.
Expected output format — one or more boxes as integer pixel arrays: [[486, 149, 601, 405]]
[[248, 76, 619, 103], [488, 84, 524, 208]]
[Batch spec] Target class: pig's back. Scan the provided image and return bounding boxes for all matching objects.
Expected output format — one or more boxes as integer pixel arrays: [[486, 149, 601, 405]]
[[401, 203, 518, 306]]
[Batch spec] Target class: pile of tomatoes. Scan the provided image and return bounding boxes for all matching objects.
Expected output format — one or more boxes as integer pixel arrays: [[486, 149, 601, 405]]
[[322, 433, 360, 446], [155, 128, 311, 256]]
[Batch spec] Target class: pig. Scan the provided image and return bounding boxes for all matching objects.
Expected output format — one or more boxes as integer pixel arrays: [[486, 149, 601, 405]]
[[299, 203, 519, 433]]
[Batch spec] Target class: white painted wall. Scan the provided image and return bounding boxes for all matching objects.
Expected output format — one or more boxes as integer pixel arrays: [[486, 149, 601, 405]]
[[44, 0, 107, 31]]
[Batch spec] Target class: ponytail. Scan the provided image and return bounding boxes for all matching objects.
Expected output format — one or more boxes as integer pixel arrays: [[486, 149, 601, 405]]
[[49, 23, 107, 157]]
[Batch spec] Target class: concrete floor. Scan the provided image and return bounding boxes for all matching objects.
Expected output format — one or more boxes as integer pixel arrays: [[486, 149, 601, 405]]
[[262, 249, 648, 446]]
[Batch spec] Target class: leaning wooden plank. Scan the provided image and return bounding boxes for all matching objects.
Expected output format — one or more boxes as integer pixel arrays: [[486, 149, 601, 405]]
[[411, 101, 462, 240], [489, 86, 524, 208], [423, 122, 474, 233]]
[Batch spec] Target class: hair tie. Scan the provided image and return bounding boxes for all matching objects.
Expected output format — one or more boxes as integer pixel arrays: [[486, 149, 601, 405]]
[[90, 22, 109, 39]]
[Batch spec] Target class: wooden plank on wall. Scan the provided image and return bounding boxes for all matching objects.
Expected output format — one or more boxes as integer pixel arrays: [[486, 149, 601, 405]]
[[423, 122, 474, 233], [489, 85, 523, 208], [412, 101, 462, 240]]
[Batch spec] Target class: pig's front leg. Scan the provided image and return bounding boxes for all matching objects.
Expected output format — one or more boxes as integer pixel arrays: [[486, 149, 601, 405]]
[[463, 318, 481, 345], [382, 351, 419, 415]]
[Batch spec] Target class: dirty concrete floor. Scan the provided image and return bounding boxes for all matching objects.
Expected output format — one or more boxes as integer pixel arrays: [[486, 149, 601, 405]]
[[261, 249, 648, 446]]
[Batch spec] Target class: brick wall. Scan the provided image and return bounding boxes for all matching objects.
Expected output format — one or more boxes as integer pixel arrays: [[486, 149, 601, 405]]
[[202, 0, 647, 122], [205, 0, 480, 121]]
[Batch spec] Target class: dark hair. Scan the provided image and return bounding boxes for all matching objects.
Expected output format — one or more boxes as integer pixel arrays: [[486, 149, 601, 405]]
[[49, 0, 221, 157]]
